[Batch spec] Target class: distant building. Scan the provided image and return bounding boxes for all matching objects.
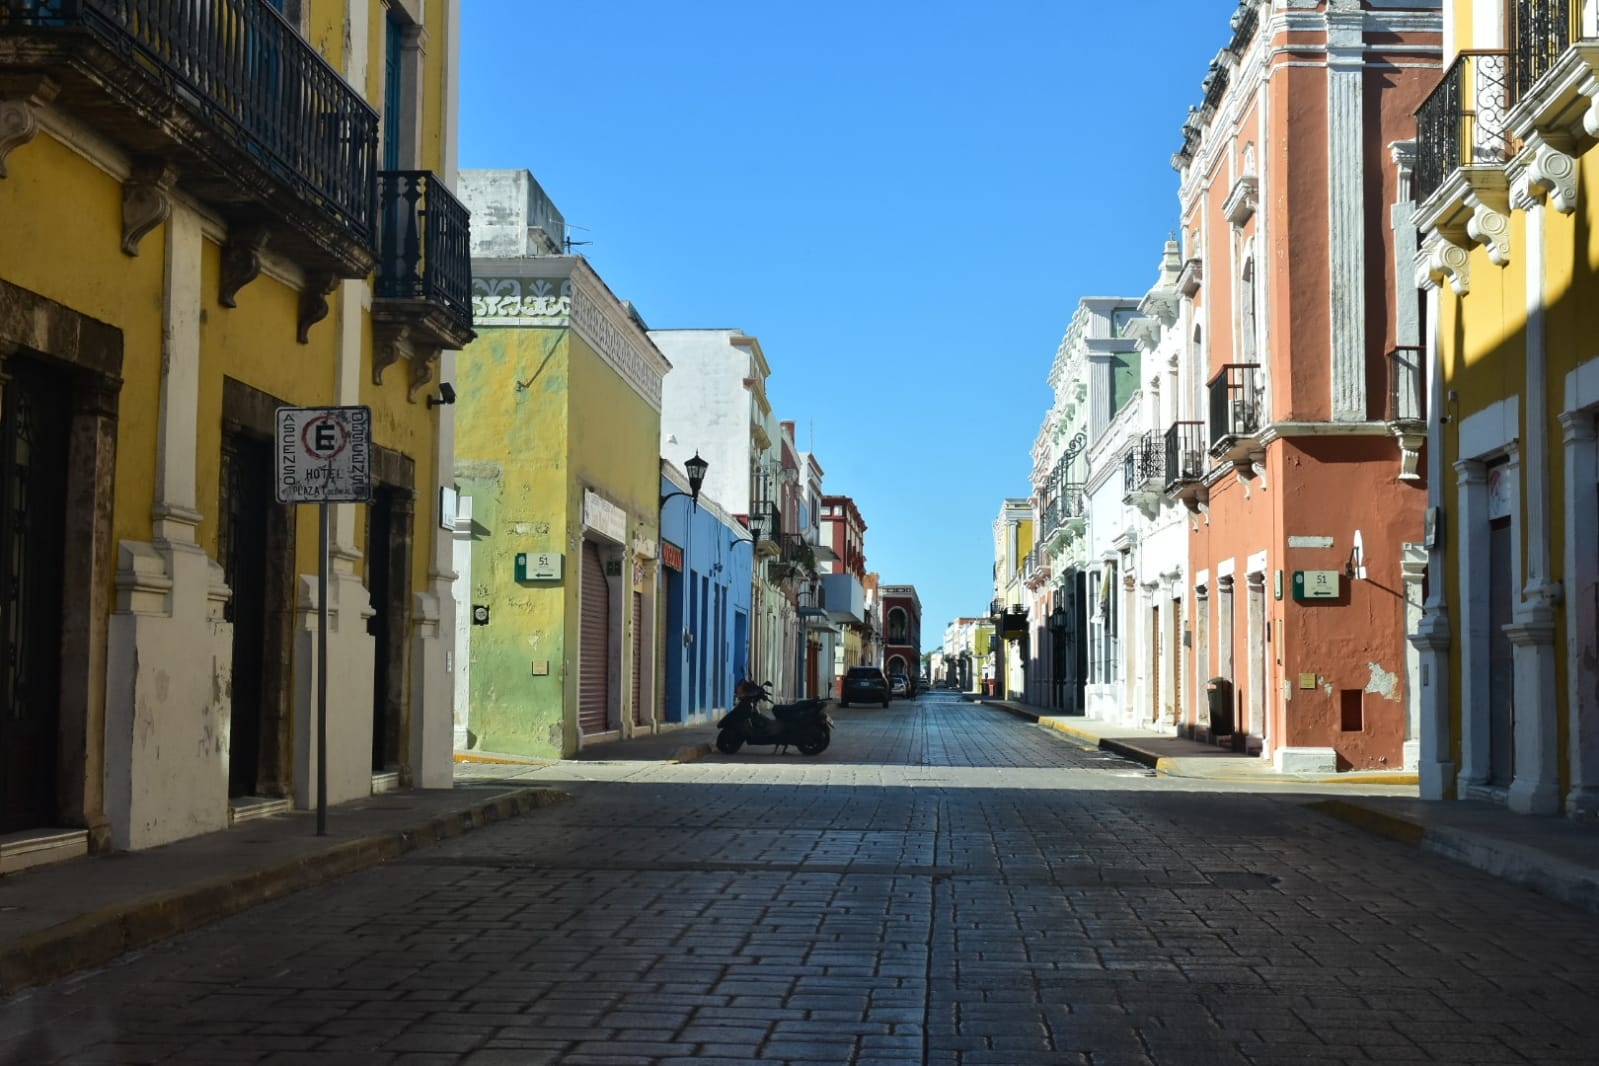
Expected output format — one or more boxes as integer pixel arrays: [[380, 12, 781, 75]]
[[879, 585, 922, 687]]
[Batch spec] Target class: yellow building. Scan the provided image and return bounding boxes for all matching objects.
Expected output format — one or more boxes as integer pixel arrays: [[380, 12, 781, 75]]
[[454, 170, 671, 758], [989, 498, 1033, 700], [1411, 1, 1599, 815], [0, 0, 472, 857]]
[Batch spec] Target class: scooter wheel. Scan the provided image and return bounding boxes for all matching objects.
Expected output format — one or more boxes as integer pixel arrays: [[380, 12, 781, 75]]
[[715, 730, 743, 754], [796, 726, 830, 756]]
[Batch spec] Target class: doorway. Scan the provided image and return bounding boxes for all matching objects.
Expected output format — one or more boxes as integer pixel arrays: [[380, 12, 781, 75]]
[[221, 431, 273, 799], [366, 486, 410, 774], [1488, 514, 1514, 786], [579, 540, 612, 734], [0, 355, 71, 832]]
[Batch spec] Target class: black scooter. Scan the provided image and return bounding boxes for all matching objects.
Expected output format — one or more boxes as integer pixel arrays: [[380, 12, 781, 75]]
[[716, 682, 832, 756]]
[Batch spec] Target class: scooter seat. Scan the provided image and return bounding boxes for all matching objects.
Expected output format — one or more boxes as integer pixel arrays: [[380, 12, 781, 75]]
[[773, 699, 824, 721]]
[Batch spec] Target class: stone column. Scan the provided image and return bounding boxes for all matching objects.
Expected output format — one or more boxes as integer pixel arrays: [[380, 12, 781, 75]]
[[1507, 194, 1561, 815], [104, 203, 233, 849], [1410, 253, 1455, 800], [1400, 542, 1427, 772]]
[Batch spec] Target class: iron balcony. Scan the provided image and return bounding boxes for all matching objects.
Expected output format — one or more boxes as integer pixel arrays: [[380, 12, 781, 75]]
[[1, 0, 379, 276], [375, 171, 475, 350]]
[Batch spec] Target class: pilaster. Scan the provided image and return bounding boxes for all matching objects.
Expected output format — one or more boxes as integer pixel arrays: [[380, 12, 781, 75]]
[[1506, 611, 1561, 815], [1560, 409, 1599, 818], [1327, 4, 1367, 421], [1400, 542, 1427, 773], [103, 202, 233, 849]]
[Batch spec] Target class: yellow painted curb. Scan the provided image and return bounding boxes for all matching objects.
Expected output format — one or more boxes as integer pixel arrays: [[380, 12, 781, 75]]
[[453, 751, 557, 766]]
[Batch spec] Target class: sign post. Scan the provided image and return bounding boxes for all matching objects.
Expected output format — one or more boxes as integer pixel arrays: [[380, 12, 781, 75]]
[[275, 406, 372, 835]]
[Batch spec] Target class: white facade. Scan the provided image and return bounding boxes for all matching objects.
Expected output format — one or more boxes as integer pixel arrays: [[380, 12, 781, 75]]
[[1030, 298, 1142, 716], [1083, 393, 1139, 723], [1122, 241, 1194, 733], [651, 330, 783, 688]]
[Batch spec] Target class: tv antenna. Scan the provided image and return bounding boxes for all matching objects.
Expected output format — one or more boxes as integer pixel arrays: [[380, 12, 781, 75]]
[[563, 222, 592, 252]]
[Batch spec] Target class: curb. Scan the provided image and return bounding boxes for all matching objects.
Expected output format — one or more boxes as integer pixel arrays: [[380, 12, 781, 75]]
[[0, 786, 571, 997], [1308, 798, 1599, 916]]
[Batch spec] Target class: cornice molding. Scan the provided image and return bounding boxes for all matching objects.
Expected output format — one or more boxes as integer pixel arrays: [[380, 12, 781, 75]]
[[1223, 173, 1258, 228]]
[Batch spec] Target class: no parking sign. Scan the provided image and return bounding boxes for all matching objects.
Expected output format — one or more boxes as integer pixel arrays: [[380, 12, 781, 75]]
[[275, 406, 372, 503]]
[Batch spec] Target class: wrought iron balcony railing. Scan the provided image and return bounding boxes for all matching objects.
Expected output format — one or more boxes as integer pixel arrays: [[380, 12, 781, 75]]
[[1413, 51, 1512, 205], [1386, 346, 1427, 425], [1516, 0, 1584, 101], [1, 0, 379, 271], [1123, 430, 1161, 495], [1207, 364, 1263, 454], [1164, 421, 1206, 489], [376, 171, 475, 346]]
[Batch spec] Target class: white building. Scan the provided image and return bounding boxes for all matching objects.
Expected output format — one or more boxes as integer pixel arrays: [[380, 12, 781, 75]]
[[1030, 299, 1141, 716], [1078, 301, 1144, 723], [650, 329, 784, 687], [1122, 240, 1197, 733]]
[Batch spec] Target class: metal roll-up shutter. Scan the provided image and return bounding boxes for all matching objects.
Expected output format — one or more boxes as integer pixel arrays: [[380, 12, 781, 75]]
[[631, 590, 644, 726], [580, 542, 610, 734]]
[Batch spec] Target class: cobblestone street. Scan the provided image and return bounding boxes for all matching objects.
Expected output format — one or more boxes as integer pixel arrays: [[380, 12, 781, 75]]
[[3, 696, 1596, 1065]]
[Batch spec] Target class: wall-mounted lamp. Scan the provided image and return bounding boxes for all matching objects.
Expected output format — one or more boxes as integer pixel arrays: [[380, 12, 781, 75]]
[[660, 451, 709, 509], [1345, 530, 1367, 582], [427, 382, 457, 409]]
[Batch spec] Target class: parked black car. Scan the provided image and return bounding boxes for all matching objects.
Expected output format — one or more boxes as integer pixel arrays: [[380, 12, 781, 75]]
[[840, 666, 891, 708]]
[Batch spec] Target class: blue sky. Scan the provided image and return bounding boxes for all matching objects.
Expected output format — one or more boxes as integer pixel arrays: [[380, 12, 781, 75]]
[[459, 2, 1230, 652]]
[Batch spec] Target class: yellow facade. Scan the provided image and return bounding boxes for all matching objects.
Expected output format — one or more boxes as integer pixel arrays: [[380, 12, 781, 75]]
[[0, 0, 471, 851], [456, 251, 669, 758], [1413, 1, 1599, 816]]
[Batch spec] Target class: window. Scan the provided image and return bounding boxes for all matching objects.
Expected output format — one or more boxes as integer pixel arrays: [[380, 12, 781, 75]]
[[1239, 257, 1256, 364]]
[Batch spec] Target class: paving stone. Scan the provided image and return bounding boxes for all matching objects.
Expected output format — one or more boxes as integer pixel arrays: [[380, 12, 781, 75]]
[[3, 701, 1599, 1063]]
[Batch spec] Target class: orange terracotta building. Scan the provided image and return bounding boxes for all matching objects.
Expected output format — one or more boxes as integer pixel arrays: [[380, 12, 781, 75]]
[[1166, 1, 1441, 771]]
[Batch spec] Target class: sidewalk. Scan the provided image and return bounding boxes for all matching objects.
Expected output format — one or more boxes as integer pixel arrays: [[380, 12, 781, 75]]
[[0, 782, 571, 997], [977, 695, 1599, 916]]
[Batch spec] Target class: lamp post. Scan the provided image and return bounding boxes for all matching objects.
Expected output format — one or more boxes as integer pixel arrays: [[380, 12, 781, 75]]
[[660, 451, 709, 509], [658, 453, 707, 724], [745, 505, 774, 682]]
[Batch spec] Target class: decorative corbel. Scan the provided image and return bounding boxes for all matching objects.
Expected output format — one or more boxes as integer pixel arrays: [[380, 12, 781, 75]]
[[296, 272, 339, 343], [1521, 130, 1578, 214], [371, 322, 412, 385], [1581, 73, 1599, 140], [121, 159, 179, 257], [1423, 230, 1471, 295], [1465, 191, 1511, 266], [0, 77, 59, 180], [218, 222, 270, 308], [407, 345, 441, 402]]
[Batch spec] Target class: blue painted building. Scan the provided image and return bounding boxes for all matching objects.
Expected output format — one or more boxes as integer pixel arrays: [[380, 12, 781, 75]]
[[659, 461, 753, 724]]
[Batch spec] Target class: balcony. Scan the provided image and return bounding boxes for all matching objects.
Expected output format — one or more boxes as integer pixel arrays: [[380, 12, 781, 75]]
[[820, 572, 864, 624], [1415, 51, 1513, 208], [1207, 363, 1262, 460], [1122, 430, 1162, 498], [770, 533, 816, 582], [1386, 346, 1427, 480], [1, 0, 379, 287], [1516, 0, 1583, 101], [372, 171, 475, 394], [1164, 420, 1207, 509], [1023, 543, 1051, 590]]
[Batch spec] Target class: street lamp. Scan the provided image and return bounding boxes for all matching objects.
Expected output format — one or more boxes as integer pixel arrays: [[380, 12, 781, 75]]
[[660, 451, 709, 509]]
